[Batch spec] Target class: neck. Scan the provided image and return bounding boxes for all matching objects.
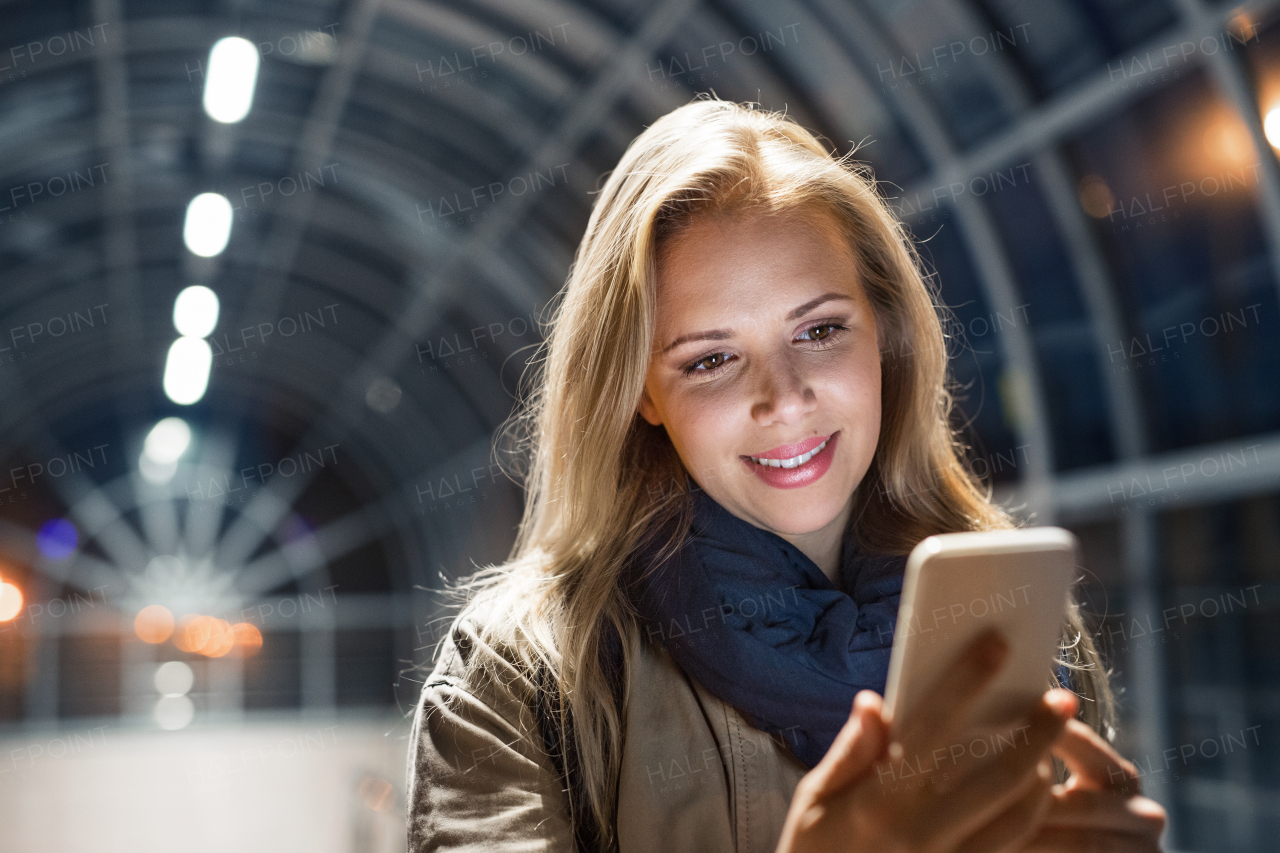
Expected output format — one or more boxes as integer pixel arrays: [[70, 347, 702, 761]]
[[776, 494, 855, 585]]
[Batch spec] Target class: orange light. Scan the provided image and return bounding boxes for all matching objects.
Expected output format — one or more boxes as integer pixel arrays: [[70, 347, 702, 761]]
[[358, 775, 394, 812], [0, 582, 22, 622], [134, 604, 175, 643], [1229, 13, 1257, 42], [1203, 116, 1254, 165], [1263, 107, 1280, 151], [1077, 174, 1115, 219], [173, 614, 213, 653], [172, 614, 257, 657], [200, 618, 235, 657], [230, 622, 263, 656]]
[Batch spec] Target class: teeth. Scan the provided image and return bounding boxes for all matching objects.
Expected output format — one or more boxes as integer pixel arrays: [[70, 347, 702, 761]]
[[749, 437, 829, 469]]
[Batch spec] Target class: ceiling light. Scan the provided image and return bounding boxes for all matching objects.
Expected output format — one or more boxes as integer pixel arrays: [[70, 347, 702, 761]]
[[203, 36, 259, 123], [163, 337, 213, 405], [183, 193, 233, 258], [173, 285, 220, 338]]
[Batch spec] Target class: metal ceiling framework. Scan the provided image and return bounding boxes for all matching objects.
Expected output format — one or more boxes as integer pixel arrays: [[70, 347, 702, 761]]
[[0, 0, 1277, 841]]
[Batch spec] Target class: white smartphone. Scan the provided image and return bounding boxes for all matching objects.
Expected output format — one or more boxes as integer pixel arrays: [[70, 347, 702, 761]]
[[882, 527, 1079, 735]]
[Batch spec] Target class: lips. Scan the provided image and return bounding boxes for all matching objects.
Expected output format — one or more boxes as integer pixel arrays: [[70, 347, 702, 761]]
[[741, 431, 839, 489], [745, 433, 832, 464]]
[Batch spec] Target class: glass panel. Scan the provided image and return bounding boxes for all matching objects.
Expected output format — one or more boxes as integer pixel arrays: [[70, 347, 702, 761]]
[[1065, 68, 1280, 452], [58, 634, 121, 717], [982, 161, 1117, 470], [908, 207, 1021, 483], [1156, 497, 1278, 853], [868, 0, 1019, 146], [336, 629, 394, 706], [986, 0, 1175, 95], [641, 3, 929, 186], [243, 630, 301, 709]]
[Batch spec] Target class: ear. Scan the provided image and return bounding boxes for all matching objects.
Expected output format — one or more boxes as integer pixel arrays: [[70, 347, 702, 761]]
[[637, 385, 662, 426]]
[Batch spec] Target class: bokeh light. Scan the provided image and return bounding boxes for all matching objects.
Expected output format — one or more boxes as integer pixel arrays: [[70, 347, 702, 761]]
[[1264, 107, 1280, 150], [142, 417, 192, 465], [1077, 174, 1115, 219], [172, 285, 220, 338], [154, 695, 194, 730], [358, 775, 394, 812], [162, 336, 213, 405], [203, 36, 260, 124], [154, 661, 194, 696], [173, 614, 213, 653], [201, 618, 235, 657], [1202, 116, 1253, 167], [0, 581, 23, 621], [171, 614, 245, 656], [182, 192, 233, 257], [36, 518, 78, 561], [134, 605, 175, 643], [231, 622, 263, 656]]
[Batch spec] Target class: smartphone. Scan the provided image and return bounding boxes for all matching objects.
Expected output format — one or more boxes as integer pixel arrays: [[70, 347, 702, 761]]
[[882, 527, 1079, 735]]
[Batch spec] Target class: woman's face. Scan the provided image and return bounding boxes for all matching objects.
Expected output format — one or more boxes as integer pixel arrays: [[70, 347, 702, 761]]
[[638, 207, 882, 545]]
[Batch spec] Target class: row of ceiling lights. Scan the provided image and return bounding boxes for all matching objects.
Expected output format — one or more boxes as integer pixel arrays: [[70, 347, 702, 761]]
[[140, 36, 260, 490], [139, 38, 265, 732], [162, 37, 260, 411]]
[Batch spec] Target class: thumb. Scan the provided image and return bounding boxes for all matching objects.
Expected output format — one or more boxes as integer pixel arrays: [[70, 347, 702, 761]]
[[811, 691, 887, 793]]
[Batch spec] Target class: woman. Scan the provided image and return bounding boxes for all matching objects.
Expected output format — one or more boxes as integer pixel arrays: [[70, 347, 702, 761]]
[[407, 96, 1166, 852]]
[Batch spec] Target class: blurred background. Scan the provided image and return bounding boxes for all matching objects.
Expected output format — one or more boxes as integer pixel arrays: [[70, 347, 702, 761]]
[[0, 0, 1276, 850]]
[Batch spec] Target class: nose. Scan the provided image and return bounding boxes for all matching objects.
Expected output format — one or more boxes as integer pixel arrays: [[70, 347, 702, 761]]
[[751, 351, 816, 425]]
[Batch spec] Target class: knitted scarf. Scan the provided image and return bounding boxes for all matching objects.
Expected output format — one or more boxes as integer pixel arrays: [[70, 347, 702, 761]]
[[628, 485, 905, 768]]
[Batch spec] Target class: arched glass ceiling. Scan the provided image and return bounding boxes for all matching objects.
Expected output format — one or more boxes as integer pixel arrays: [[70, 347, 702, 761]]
[[1, 1, 1279, 848]]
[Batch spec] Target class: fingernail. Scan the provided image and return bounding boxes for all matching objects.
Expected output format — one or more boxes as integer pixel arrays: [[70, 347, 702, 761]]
[[1047, 690, 1077, 718]]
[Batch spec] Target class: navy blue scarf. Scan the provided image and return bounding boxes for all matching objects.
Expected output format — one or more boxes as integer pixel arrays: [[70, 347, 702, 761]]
[[628, 485, 906, 769]]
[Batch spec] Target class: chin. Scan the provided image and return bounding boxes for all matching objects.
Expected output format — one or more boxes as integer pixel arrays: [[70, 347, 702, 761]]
[[744, 485, 851, 536]]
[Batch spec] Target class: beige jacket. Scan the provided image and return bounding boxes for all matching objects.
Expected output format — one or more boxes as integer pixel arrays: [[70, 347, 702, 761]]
[[408, 601, 810, 852]]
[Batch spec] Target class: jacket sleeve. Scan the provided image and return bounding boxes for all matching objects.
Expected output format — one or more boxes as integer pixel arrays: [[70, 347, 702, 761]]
[[407, 609, 575, 852]]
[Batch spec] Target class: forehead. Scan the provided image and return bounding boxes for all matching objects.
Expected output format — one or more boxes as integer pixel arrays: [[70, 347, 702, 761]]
[[654, 206, 862, 309]]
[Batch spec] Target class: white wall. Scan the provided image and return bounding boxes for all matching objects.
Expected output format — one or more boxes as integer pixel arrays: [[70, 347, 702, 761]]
[[0, 713, 409, 853]]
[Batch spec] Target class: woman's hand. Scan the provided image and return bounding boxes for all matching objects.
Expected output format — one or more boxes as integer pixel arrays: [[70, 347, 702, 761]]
[[775, 632, 1076, 853], [1020, 719, 1167, 851]]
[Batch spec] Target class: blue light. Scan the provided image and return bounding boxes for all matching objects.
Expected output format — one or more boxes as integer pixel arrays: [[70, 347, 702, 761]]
[[36, 518, 78, 561]]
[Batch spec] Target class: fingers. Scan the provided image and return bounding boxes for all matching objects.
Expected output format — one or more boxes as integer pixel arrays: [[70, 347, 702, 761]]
[[1051, 719, 1142, 795], [893, 629, 1009, 754], [951, 759, 1054, 853], [809, 690, 887, 793], [1040, 788, 1167, 837], [922, 691, 1075, 847]]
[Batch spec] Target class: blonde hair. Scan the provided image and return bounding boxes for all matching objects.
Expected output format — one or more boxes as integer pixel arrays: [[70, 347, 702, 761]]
[[434, 95, 1113, 849]]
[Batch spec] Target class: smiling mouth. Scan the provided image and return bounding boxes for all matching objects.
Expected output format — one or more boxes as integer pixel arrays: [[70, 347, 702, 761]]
[[745, 436, 831, 469]]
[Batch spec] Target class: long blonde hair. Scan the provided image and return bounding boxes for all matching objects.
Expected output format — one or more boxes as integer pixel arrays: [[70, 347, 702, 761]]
[[434, 95, 1113, 849]]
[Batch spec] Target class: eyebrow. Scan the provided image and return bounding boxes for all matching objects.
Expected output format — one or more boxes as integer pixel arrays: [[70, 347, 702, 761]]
[[659, 291, 855, 356]]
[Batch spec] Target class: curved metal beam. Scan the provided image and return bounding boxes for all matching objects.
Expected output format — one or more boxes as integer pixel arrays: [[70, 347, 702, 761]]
[[806, 0, 1056, 518]]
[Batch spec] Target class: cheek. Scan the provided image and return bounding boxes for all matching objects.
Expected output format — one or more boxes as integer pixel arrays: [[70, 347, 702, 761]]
[[665, 391, 743, 477], [827, 348, 881, 409], [825, 355, 882, 458]]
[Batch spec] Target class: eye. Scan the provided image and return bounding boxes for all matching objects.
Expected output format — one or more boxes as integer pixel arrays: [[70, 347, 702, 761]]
[[798, 323, 848, 345], [682, 351, 731, 377], [680, 322, 850, 379]]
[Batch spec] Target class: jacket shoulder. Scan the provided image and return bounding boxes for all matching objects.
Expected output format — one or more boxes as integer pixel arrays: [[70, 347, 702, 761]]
[[425, 599, 543, 719], [407, 599, 573, 852]]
